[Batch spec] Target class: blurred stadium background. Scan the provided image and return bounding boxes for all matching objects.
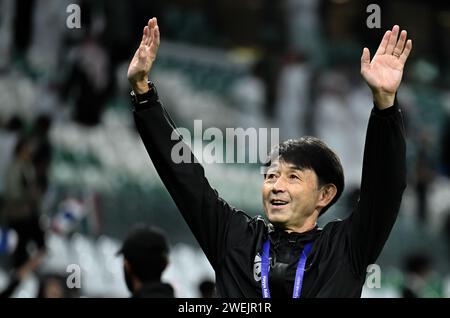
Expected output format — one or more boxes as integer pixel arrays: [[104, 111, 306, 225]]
[[0, 0, 449, 298]]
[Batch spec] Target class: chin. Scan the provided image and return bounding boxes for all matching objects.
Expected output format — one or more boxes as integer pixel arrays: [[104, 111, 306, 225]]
[[265, 207, 289, 224], [267, 214, 288, 226]]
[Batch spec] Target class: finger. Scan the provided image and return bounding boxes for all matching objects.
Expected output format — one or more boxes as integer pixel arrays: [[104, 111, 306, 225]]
[[149, 17, 159, 32], [385, 25, 399, 55], [399, 39, 412, 65], [146, 24, 154, 47], [375, 30, 391, 56], [150, 25, 160, 54], [152, 18, 159, 46], [393, 30, 407, 58], [149, 17, 156, 29], [361, 47, 371, 71], [144, 18, 153, 46], [141, 26, 148, 44], [154, 25, 160, 48], [148, 17, 154, 28]]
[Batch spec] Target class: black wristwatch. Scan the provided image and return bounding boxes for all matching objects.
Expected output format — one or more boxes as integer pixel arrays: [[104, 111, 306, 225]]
[[130, 81, 158, 107]]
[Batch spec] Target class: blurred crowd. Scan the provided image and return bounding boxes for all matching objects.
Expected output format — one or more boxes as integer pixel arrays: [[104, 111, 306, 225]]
[[0, 0, 449, 297]]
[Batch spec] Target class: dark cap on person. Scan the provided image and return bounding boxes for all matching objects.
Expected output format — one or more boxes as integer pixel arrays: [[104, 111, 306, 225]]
[[117, 225, 169, 264]]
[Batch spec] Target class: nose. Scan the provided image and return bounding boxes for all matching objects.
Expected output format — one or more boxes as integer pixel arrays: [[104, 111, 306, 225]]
[[271, 176, 287, 193]]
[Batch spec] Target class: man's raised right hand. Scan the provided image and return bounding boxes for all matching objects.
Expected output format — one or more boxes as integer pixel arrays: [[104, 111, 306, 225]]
[[127, 17, 160, 94]]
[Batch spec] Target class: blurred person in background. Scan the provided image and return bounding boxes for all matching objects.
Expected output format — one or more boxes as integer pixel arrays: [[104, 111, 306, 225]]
[[401, 253, 434, 298], [60, 8, 112, 127], [12, 0, 35, 65], [127, 19, 411, 297], [414, 132, 435, 225], [37, 273, 68, 298], [2, 136, 46, 269], [30, 115, 53, 198], [0, 116, 24, 214], [441, 114, 450, 178], [117, 225, 174, 298], [444, 211, 450, 258], [0, 250, 44, 298]]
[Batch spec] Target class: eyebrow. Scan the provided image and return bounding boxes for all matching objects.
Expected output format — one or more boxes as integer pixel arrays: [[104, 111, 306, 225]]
[[267, 164, 305, 172]]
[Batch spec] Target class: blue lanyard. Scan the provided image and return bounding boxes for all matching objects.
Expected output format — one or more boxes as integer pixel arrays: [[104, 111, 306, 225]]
[[261, 239, 313, 298]]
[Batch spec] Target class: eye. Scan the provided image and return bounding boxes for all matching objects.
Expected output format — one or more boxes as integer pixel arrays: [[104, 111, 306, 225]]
[[289, 174, 300, 180], [266, 173, 276, 180]]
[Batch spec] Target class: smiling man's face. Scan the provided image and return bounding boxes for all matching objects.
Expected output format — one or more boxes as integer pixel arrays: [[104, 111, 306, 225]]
[[262, 160, 323, 232]]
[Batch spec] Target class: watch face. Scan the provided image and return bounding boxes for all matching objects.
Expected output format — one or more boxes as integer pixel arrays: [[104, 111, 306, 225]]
[[130, 91, 138, 104]]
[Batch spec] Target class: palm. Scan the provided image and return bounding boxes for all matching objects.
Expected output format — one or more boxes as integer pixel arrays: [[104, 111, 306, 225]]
[[127, 45, 154, 81], [127, 18, 160, 83], [362, 54, 403, 94], [361, 25, 412, 95]]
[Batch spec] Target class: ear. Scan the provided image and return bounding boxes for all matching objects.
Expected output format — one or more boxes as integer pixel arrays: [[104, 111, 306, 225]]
[[316, 184, 337, 210]]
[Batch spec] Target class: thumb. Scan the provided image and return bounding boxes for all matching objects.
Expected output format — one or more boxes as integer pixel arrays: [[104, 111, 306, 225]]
[[360, 47, 370, 71]]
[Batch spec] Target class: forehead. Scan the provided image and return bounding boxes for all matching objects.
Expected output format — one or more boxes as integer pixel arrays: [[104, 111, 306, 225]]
[[267, 160, 305, 172]]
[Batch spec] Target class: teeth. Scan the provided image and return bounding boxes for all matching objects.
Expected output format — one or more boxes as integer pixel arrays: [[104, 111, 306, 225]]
[[271, 200, 288, 205]]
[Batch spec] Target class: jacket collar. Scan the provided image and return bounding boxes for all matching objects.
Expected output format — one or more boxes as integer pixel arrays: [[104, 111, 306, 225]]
[[269, 225, 320, 247]]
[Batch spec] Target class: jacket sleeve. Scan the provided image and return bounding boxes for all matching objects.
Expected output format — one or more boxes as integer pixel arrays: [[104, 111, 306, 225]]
[[132, 85, 245, 270], [343, 100, 407, 276]]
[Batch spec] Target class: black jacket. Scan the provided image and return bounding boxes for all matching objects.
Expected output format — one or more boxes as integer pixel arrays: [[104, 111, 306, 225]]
[[132, 84, 406, 298]]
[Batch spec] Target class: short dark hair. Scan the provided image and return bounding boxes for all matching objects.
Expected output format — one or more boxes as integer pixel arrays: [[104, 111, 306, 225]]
[[265, 136, 345, 216], [117, 225, 169, 282]]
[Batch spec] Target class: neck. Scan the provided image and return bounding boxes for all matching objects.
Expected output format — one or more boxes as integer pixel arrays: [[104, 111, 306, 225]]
[[284, 215, 318, 234], [134, 276, 163, 292], [133, 278, 142, 293]]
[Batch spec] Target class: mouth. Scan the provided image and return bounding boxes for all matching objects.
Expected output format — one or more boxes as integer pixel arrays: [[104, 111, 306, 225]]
[[269, 199, 289, 209]]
